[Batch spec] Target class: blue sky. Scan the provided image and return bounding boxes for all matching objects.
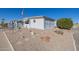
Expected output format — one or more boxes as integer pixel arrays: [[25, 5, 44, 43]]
[[0, 8, 79, 23]]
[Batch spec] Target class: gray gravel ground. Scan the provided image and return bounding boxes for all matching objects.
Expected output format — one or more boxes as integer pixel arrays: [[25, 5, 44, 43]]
[[4, 29, 75, 51]]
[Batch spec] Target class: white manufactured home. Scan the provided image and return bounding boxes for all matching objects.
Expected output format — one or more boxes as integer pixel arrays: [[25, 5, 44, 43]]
[[8, 16, 56, 30]]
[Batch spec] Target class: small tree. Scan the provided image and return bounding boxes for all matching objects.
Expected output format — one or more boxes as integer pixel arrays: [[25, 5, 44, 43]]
[[0, 18, 8, 29], [57, 18, 73, 29]]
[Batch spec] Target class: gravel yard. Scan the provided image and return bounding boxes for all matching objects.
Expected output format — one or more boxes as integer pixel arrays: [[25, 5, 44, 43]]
[[3, 28, 75, 51]]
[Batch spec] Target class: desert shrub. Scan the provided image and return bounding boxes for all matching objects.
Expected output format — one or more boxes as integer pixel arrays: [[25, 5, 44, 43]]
[[57, 18, 73, 29], [18, 27, 21, 29], [54, 30, 63, 35]]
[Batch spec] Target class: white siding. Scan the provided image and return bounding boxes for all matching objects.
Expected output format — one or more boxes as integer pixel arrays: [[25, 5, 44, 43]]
[[29, 18, 44, 29], [44, 20, 56, 29]]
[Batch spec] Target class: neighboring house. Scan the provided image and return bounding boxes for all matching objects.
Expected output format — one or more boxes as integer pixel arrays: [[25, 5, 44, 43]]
[[8, 16, 56, 30], [8, 20, 18, 29]]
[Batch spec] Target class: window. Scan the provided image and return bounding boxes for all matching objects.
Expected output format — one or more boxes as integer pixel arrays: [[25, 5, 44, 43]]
[[33, 20, 36, 23]]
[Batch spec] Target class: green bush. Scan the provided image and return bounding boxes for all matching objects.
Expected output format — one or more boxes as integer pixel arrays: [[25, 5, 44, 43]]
[[57, 18, 73, 29]]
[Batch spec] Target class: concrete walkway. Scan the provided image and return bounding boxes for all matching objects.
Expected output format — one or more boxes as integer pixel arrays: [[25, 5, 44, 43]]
[[0, 31, 14, 51]]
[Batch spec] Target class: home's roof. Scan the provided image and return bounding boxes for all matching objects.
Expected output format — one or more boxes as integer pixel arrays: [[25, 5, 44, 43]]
[[22, 16, 55, 21]]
